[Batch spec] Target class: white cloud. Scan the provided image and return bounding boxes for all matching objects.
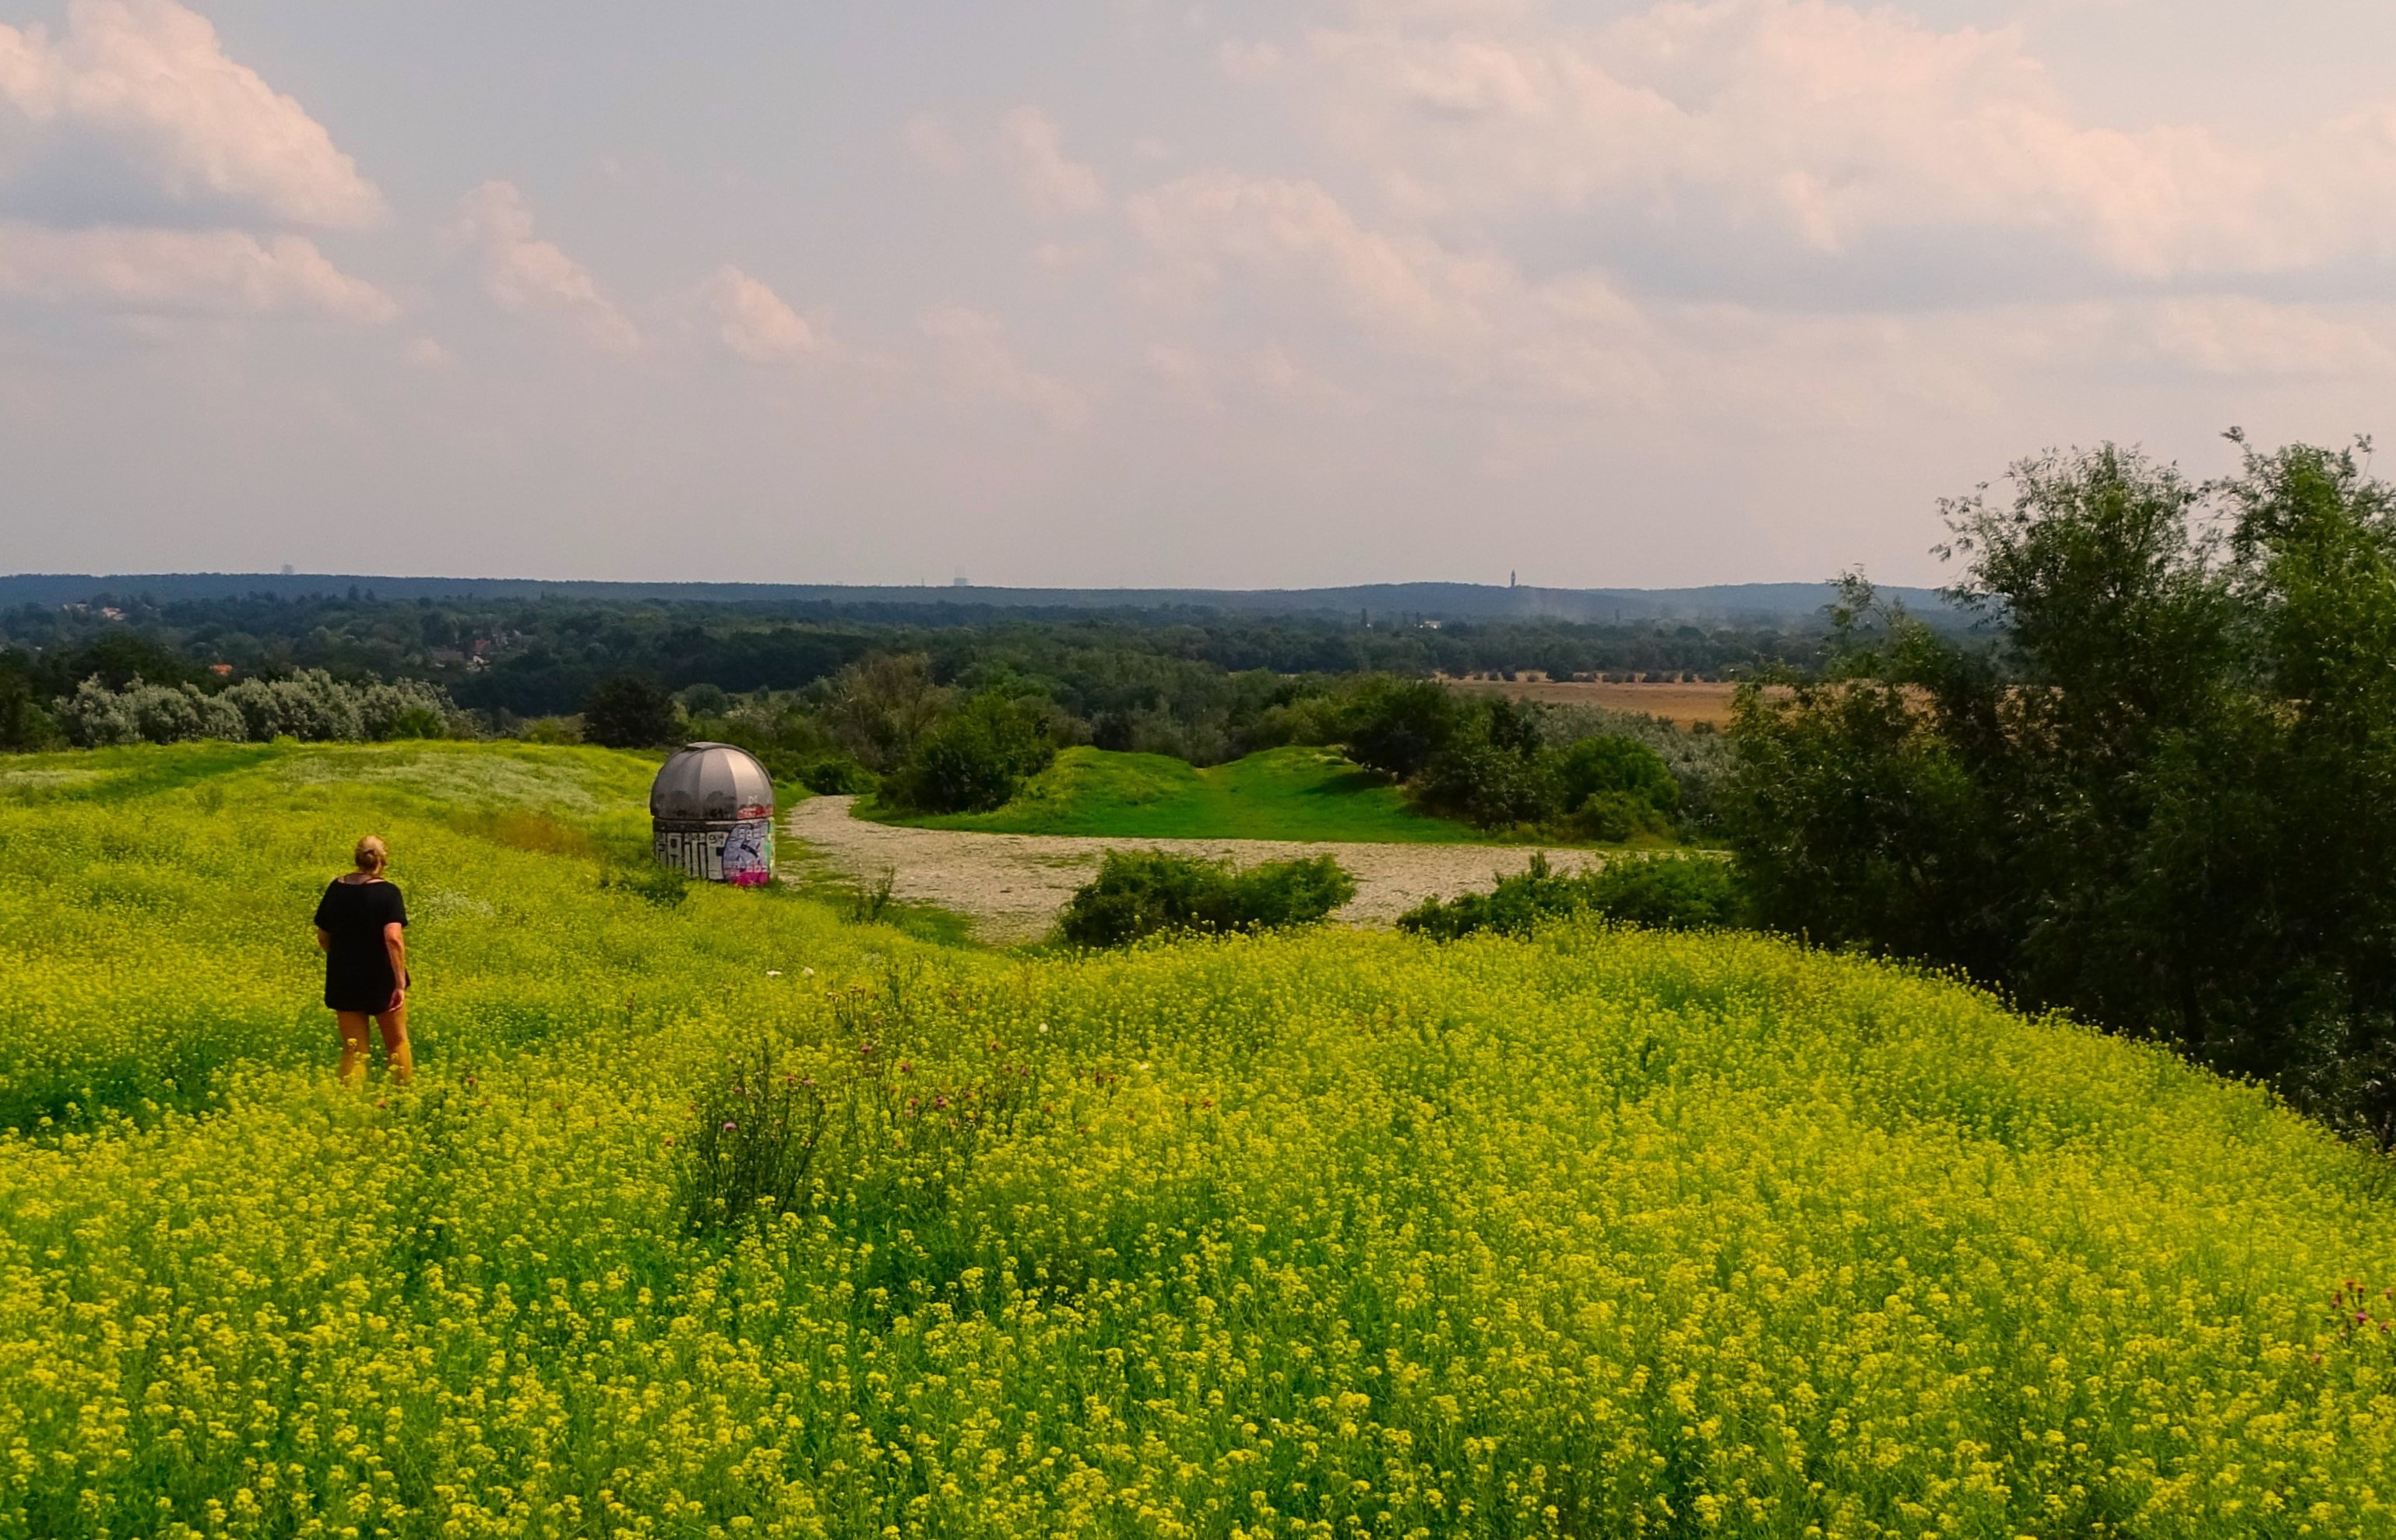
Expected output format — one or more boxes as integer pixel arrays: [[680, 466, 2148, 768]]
[[442, 180, 638, 351], [0, 220, 393, 319], [918, 304, 1089, 429], [1128, 171, 1518, 355], [0, 0, 382, 228], [997, 107, 1105, 216], [1266, 0, 2396, 282], [702, 264, 821, 363]]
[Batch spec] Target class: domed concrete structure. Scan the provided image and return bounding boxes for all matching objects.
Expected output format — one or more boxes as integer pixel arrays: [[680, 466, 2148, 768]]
[[650, 743, 776, 886]]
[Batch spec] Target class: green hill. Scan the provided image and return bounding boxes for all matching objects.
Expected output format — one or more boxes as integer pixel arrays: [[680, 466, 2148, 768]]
[[867, 744, 1488, 842], [2, 740, 2393, 1535]]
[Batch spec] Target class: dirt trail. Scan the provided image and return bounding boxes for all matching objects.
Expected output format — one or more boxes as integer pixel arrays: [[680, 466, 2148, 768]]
[[784, 796, 1604, 943]]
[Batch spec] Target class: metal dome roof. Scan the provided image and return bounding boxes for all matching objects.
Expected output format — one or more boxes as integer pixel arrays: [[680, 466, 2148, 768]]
[[649, 742, 775, 823]]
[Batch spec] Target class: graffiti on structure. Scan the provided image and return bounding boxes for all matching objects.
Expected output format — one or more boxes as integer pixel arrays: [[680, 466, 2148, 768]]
[[653, 817, 776, 885]]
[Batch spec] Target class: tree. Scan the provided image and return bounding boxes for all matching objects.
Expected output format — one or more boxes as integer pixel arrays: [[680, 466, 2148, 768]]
[[582, 677, 683, 748], [1723, 438, 2396, 1142], [1339, 677, 1462, 780], [882, 691, 1056, 814]]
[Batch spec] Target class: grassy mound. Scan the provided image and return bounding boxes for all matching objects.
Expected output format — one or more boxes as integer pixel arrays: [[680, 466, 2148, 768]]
[[867, 743, 1486, 842], [3, 743, 2395, 1535]]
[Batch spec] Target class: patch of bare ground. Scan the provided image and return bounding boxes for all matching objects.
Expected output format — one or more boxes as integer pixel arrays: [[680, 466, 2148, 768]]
[[785, 795, 1605, 944]]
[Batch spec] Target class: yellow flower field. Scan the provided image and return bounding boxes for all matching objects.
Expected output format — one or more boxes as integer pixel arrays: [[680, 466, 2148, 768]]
[[2, 742, 2394, 1537]]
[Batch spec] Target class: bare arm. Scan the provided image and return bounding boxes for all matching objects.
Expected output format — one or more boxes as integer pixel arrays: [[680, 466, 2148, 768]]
[[383, 921, 407, 1010]]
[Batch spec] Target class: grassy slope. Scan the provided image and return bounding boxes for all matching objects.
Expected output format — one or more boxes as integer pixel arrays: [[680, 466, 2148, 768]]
[[870, 743, 1489, 842], [2, 743, 2396, 1534]]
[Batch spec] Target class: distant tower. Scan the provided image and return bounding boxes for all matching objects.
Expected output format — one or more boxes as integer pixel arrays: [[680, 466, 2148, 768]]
[[1510, 570, 1518, 589]]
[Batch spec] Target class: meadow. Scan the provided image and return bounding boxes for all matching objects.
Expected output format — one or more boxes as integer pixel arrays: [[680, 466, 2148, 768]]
[[865, 744, 1487, 843], [3, 742, 2396, 1536]]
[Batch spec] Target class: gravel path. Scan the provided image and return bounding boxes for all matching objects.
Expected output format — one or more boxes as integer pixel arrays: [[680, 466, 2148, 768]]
[[784, 796, 1606, 943]]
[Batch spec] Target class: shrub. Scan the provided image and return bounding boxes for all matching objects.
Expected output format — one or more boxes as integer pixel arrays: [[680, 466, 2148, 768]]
[[1554, 735, 1680, 831], [885, 691, 1055, 814], [1417, 740, 1558, 828], [1580, 853, 1745, 929], [1058, 849, 1356, 948], [52, 669, 459, 747], [582, 677, 683, 749], [681, 1047, 832, 1232], [1399, 853, 1743, 940], [797, 755, 876, 795]]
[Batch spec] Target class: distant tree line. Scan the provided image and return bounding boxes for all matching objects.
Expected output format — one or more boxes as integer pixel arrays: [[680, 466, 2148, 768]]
[[0, 590, 1827, 726], [1725, 438, 2396, 1144]]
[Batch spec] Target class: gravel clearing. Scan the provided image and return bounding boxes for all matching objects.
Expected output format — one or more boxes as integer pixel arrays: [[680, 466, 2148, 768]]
[[785, 795, 1606, 943]]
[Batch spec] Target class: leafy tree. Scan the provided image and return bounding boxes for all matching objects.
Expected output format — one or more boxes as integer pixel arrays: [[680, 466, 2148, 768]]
[[1339, 677, 1462, 780], [883, 690, 1056, 814], [1724, 438, 2396, 1142], [0, 657, 55, 751], [825, 653, 948, 772], [582, 677, 683, 748]]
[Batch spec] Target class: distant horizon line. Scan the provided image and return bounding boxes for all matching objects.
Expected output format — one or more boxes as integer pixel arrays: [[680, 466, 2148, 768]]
[[4, 570, 1928, 596]]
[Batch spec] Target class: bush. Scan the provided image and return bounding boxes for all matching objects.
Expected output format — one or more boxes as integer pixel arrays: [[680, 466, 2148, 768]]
[[1417, 740, 1557, 828], [885, 691, 1056, 814], [1554, 735, 1680, 833], [1058, 850, 1356, 948], [1580, 853, 1745, 929], [582, 677, 684, 749], [48, 669, 459, 748], [797, 755, 876, 795], [681, 1047, 832, 1232], [1399, 853, 1743, 940]]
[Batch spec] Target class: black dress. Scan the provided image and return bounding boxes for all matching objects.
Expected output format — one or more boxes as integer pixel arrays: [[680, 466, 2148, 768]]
[[314, 879, 409, 1012]]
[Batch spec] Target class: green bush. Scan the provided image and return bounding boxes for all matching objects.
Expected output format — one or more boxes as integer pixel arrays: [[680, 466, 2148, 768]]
[[1058, 849, 1356, 948], [885, 691, 1056, 813], [1399, 853, 1742, 940], [1555, 735, 1680, 833], [581, 677, 684, 749]]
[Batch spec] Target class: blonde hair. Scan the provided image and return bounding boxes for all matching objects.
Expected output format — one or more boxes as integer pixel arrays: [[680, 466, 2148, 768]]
[[353, 835, 389, 874]]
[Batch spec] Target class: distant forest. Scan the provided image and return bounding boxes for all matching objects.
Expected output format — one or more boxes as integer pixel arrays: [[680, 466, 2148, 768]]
[[0, 590, 1836, 721]]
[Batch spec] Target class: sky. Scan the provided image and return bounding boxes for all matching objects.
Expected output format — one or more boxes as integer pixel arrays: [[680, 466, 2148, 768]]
[[2, 0, 2393, 590]]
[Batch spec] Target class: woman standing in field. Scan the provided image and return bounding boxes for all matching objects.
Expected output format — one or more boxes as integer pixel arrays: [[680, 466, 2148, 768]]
[[313, 835, 413, 1086]]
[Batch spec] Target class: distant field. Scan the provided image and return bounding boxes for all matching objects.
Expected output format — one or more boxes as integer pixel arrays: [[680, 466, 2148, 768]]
[[1443, 675, 1761, 728], [866, 744, 1489, 842]]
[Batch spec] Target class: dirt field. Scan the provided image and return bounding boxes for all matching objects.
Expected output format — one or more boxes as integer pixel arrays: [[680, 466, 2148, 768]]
[[1441, 677, 1756, 728], [785, 796, 1603, 944]]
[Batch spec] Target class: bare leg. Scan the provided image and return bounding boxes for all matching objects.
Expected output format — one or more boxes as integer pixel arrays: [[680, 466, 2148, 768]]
[[336, 1012, 373, 1087], [375, 1004, 414, 1086]]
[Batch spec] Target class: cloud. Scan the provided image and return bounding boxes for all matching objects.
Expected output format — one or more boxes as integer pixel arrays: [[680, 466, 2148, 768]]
[[1128, 171, 1520, 356], [997, 107, 1105, 216], [702, 264, 821, 363], [442, 180, 638, 351], [918, 304, 1089, 429], [0, 220, 394, 319], [1265, 0, 2396, 283], [0, 0, 383, 228]]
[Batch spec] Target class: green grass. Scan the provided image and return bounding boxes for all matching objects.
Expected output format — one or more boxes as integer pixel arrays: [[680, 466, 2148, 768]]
[[867, 744, 1490, 842], [7, 740, 2396, 1535]]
